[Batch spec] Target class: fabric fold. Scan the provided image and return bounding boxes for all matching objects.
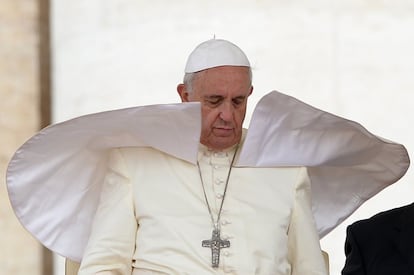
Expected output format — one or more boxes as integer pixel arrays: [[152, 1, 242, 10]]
[[6, 91, 410, 261], [6, 102, 201, 261], [237, 91, 410, 237]]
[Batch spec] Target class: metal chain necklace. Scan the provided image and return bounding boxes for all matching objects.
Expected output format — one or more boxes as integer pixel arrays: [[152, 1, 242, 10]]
[[197, 145, 239, 268]]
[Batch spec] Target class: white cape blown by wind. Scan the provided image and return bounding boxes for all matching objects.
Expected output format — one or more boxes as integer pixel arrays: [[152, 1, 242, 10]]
[[6, 91, 410, 262]]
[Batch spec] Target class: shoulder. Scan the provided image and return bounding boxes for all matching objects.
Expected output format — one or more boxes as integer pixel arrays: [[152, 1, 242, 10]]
[[114, 146, 170, 156], [110, 146, 178, 165], [370, 203, 414, 220], [349, 202, 414, 233]]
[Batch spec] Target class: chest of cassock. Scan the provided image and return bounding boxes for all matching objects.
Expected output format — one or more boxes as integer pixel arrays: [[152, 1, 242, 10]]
[[120, 146, 306, 274]]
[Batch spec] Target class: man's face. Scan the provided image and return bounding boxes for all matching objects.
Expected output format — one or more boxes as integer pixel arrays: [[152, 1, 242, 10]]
[[178, 66, 253, 151]]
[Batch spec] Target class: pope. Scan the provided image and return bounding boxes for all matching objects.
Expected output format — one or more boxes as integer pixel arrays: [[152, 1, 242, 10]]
[[6, 39, 409, 275]]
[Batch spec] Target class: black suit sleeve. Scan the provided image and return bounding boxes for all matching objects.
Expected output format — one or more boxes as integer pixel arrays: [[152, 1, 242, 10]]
[[342, 224, 366, 275]]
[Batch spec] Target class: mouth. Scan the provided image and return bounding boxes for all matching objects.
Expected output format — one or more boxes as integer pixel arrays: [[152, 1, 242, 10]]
[[213, 127, 233, 136]]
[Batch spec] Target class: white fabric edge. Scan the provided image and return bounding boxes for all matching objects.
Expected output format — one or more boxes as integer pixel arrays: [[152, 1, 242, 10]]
[[6, 91, 410, 260], [6, 102, 201, 261], [237, 91, 410, 237]]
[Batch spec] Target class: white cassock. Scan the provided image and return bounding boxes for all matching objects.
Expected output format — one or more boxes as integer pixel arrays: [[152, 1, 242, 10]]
[[6, 91, 410, 273], [78, 140, 327, 274]]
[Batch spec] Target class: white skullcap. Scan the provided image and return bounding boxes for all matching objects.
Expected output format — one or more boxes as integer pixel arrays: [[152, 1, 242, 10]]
[[184, 39, 250, 73]]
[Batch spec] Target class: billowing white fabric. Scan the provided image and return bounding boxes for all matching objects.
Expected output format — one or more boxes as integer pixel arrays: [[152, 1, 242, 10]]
[[6, 91, 410, 262], [6, 102, 201, 261], [237, 92, 410, 237]]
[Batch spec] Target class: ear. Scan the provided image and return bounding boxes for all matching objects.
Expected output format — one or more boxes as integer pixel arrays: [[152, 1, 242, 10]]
[[177, 84, 190, 102]]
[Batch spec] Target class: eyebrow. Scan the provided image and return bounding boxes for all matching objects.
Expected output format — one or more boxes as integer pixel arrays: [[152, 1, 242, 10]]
[[204, 95, 224, 100], [204, 95, 246, 100], [233, 95, 246, 100]]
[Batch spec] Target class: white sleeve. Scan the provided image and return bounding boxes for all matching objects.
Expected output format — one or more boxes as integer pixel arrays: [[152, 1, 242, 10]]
[[288, 167, 328, 275], [78, 148, 137, 275]]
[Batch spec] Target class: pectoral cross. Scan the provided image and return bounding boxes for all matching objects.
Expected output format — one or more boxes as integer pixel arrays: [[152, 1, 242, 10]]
[[202, 228, 230, 268]]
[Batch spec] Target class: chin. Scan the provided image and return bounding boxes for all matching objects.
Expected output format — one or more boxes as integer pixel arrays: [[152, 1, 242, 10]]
[[202, 134, 239, 150], [213, 140, 237, 150]]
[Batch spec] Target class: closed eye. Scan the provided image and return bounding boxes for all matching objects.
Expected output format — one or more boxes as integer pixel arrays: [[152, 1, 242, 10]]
[[205, 96, 224, 106], [232, 96, 246, 106]]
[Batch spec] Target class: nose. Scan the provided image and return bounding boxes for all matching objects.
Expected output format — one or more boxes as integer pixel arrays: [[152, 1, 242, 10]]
[[219, 102, 234, 122]]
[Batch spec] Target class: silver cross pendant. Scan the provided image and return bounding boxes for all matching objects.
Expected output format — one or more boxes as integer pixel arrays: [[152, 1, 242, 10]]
[[202, 228, 230, 268]]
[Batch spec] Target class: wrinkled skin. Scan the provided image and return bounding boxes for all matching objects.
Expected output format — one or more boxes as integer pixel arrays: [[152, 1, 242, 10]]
[[177, 66, 253, 151]]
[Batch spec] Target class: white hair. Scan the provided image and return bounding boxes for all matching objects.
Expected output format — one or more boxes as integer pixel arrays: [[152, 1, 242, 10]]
[[182, 67, 253, 93]]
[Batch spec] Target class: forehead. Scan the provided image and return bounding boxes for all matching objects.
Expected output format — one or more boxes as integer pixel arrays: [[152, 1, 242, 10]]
[[193, 66, 251, 95]]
